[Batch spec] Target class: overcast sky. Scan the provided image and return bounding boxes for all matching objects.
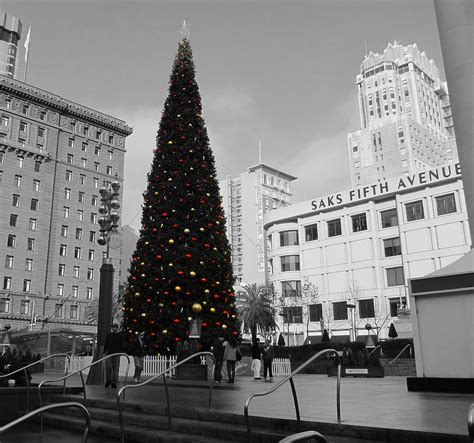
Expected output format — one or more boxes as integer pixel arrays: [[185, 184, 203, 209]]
[[3, 0, 445, 231]]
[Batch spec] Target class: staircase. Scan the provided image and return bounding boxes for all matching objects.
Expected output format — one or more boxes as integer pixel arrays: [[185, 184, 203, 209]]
[[36, 393, 465, 443]]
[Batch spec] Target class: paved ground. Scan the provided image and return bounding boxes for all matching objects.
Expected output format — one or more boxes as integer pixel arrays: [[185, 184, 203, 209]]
[[20, 368, 474, 439]]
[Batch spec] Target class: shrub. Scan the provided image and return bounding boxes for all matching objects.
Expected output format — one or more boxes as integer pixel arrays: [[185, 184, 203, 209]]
[[376, 338, 414, 359]]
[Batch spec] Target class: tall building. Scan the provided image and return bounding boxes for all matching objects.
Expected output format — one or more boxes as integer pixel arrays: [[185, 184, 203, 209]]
[[0, 11, 22, 79], [220, 163, 296, 284], [0, 75, 132, 332], [347, 42, 458, 186], [264, 163, 470, 345]]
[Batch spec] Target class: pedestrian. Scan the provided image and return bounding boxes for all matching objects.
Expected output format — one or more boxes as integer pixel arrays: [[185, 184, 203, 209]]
[[251, 338, 262, 380], [212, 335, 225, 383], [104, 323, 125, 388], [262, 340, 274, 382], [223, 336, 239, 383], [130, 332, 145, 384]]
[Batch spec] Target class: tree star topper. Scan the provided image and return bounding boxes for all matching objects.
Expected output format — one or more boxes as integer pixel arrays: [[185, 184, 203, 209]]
[[181, 20, 190, 39]]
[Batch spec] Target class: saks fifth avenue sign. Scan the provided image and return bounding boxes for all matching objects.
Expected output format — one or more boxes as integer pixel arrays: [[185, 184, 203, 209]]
[[311, 163, 461, 212]]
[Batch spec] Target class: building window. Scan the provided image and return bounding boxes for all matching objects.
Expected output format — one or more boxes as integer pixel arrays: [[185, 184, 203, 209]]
[[27, 238, 35, 251], [73, 266, 80, 278], [61, 225, 68, 237], [327, 219, 342, 237], [81, 158, 87, 168], [57, 283, 64, 296], [70, 121, 76, 131], [9, 214, 18, 227], [22, 104, 29, 115], [58, 263, 66, 276], [64, 188, 71, 200], [280, 230, 299, 247], [90, 212, 97, 224], [12, 194, 20, 207], [34, 161, 41, 172], [406, 200, 424, 221], [89, 231, 96, 242], [82, 142, 88, 152], [25, 258, 33, 272], [38, 127, 45, 137], [74, 247, 81, 259], [54, 303, 63, 318], [108, 135, 114, 144], [70, 305, 79, 319], [384, 237, 401, 257], [68, 138, 75, 148], [19, 120, 28, 133], [78, 191, 85, 203], [333, 301, 348, 320], [281, 255, 300, 272], [14, 175, 22, 187], [7, 234, 16, 248], [91, 195, 98, 206], [63, 206, 70, 218], [381, 208, 398, 228], [93, 177, 99, 189], [282, 306, 303, 324], [358, 299, 375, 318], [436, 193, 457, 215], [76, 228, 83, 240], [17, 157, 24, 168], [106, 165, 113, 175], [389, 297, 407, 317], [72, 286, 79, 298], [88, 249, 95, 261], [67, 154, 74, 164], [23, 279, 31, 293], [20, 299, 30, 315], [87, 268, 94, 280], [59, 244, 67, 256], [0, 296, 10, 310], [33, 179, 40, 192], [77, 210, 84, 221], [108, 150, 113, 160], [29, 218, 37, 231], [30, 199, 38, 211], [352, 213, 367, 232], [83, 126, 89, 136], [1, 115, 9, 126], [5, 255, 13, 269], [309, 303, 322, 322], [65, 170, 72, 181], [96, 131, 102, 141], [386, 266, 404, 287], [94, 162, 100, 172], [282, 280, 301, 297], [86, 287, 93, 299]]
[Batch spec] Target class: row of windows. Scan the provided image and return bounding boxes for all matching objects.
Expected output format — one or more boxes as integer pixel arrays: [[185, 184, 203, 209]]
[[5, 248, 95, 269], [68, 120, 115, 145], [6, 235, 37, 250], [0, 298, 86, 319], [66, 158, 113, 175], [58, 264, 94, 279], [282, 297, 407, 324], [0, 153, 43, 172], [67, 139, 114, 159], [277, 194, 457, 246], [7, 229, 98, 247]]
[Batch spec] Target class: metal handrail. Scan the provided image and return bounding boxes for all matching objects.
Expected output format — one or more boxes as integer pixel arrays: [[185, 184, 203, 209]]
[[0, 352, 71, 412], [279, 430, 328, 442], [369, 344, 383, 356], [244, 349, 341, 443], [0, 402, 90, 443], [38, 352, 131, 407], [389, 344, 412, 365], [468, 403, 474, 442], [116, 351, 216, 443]]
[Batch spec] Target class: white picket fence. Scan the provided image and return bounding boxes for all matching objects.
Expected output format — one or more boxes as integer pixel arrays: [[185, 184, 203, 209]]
[[66, 355, 291, 378]]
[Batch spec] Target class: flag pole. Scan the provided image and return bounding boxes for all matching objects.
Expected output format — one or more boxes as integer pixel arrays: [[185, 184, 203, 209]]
[[24, 26, 31, 83]]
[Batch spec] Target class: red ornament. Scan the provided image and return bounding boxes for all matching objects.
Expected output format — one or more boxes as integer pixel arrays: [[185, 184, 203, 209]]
[[185, 253, 192, 259], [161, 212, 168, 217], [150, 332, 156, 337], [146, 298, 151, 303], [201, 277, 207, 283], [177, 271, 184, 276], [201, 322, 207, 327], [173, 318, 180, 324], [149, 320, 155, 324], [232, 331, 238, 336], [156, 255, 162, 260], [213, 294, 219, 300], [175, 337, 181, 341], [215, 322, 221, 326], [204, 244, 210, 248]]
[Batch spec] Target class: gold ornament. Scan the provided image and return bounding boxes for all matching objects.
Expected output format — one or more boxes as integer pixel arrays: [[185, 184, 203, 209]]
[[168, 239, 174, 244], [222, 324, 227, 330], [189, 271, 196, 277], [192, 303, 203, 314], [162, 329, 168, 334], [141, 313, 146, 317], [184, 228, 190, 234], [210, 307, 216, 313], [204, 289, 210, 294], [175, 286, 181, 292], [199, 227, 204, 232], [188, 316, 192, 321], [168, 263, 174, 267]]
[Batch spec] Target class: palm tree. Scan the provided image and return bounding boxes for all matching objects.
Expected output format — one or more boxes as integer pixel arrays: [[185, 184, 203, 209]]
[[236, 283, 277, 342]]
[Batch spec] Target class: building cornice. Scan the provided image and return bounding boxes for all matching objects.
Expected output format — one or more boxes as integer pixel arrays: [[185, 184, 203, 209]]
[[247, 163, 297, 181], [0, 75, 133, 136]]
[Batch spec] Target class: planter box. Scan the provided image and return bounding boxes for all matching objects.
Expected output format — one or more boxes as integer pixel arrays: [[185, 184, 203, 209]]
[[327, 366, 384, 378], [175, 364, 207, 381]]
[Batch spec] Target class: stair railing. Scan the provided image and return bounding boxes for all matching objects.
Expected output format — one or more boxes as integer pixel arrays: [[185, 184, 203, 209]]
[[369, 344, 383, 356], [0, 352, 71, 413], [468, 403, 474, 442], [0, 402, 90, 443], [279, 430, 328, 442], [244, 348, 341, 443], [389, 344, 412, 365], [116, 351, 215, 443], [38, 352, 131, 407]]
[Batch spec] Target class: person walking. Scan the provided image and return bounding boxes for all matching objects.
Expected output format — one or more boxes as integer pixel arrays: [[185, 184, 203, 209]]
[[262, 340, 274, 382], [131, 332, 145, 384], [251, 338, 262, 380], [104, 323, 125, 388], [223, 336, 238, 383], [212, 335, 225, 383]]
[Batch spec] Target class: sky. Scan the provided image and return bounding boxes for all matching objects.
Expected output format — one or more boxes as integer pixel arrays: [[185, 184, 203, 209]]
[[2, 0, 445, 232]]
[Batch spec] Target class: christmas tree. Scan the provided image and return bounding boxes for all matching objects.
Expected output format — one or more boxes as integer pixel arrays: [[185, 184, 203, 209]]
[[122, 33, 239, 355]]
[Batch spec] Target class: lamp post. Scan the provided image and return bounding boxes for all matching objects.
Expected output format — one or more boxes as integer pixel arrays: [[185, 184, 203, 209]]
[[347, 303, 356, 342], [86, 178, 122, 385]]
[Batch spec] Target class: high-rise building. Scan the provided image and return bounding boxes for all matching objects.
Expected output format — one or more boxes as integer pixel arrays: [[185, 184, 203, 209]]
[[347, 42, 458, 186], [0, 76, 132, 332], [220, 163, 296, 285], [0, 11, 22, 79]]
